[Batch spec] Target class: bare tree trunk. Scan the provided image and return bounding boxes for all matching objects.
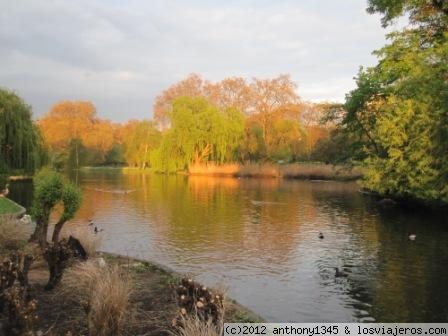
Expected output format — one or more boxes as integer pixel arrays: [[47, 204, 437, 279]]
[[143, 143, 149, 169], [51, 219, 66, 243], [29, 209, 50, 248], [39, 220, 49, 248], [75, 141, 79, 168]]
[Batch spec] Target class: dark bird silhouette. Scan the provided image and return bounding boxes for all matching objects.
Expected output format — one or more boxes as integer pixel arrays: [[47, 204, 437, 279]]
[[378, 198, 397, 207], [68, 236, 87, 260], [318, 232, 324, 239], [335, 267, 348, 278], [94, 226, 103, 234]]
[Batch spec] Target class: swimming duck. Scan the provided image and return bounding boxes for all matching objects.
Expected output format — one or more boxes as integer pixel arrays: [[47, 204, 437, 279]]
[[335, 267, 348, 278], [318, 232, 324, 239], [88, 219, 94, 226], [408, 234, 416, 241], [378, 198, 396, 207], [94, 226, 103, 234]]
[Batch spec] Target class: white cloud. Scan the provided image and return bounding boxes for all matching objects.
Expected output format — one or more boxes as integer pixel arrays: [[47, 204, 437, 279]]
[[0, 0, 392, 121]]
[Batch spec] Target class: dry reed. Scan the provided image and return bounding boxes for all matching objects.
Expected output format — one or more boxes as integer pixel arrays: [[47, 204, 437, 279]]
[[281, 163, 363, 180], [170, 315, 223, 336], [188, 162, 362, 180], [189, 163, 240, 176], [61, 260, 131, 336], [237, 163, 280, 178]]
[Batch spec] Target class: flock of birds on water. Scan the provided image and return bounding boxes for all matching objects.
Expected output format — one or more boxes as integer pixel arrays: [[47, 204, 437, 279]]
[[88, 219, 103, 234], [4, 182, 420, 281], [317, 229, 417, 278]]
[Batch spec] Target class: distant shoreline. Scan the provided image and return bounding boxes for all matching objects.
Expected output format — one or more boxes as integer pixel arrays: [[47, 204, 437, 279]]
[[81, 162, 364, 181]]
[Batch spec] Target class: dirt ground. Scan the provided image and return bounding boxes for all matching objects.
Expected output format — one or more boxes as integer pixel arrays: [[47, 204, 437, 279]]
[[17, 252, 262, 336]]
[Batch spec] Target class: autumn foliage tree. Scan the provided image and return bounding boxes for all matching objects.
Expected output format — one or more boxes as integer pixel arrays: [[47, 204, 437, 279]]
[[154, 74, 205, 129], [151, 97, 244, 172], [153, 74, 318, 163], [37, 75, 336, 170], [39, 101, 117, 167]]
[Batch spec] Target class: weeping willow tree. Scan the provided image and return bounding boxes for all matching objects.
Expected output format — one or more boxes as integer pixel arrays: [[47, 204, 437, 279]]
[[124, 120, 160, 168], [151, 96, 244, 172], [0, 88, 47, 174]]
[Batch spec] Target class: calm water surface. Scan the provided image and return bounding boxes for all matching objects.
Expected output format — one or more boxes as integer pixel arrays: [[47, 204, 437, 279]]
[[10, 170, 448, 322]]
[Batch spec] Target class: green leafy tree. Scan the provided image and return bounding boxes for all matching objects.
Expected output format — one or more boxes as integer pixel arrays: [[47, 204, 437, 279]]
[[29, 168, 82, 247], [104, 143, 125, 166], [367, 0, 447, 34], [268, 119, 304, 162], [51, 183, 82, 242], [0, 88, 47, 174], [67, 138, 87, 168], [239, 123, 266, 162], [152, 97, 244, 172], [124, 121, 160, 168], [343, 0, 448, 203]]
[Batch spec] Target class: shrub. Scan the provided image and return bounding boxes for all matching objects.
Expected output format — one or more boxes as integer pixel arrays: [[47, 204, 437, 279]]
[[171, 277, 225, 336], [29, 168, 82, 247], [61, 261, 131, 336]]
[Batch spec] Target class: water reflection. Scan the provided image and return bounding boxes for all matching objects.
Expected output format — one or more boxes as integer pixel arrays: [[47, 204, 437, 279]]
[[9, 171, 448, 322]]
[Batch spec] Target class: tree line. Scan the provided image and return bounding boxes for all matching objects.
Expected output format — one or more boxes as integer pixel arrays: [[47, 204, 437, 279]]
[[1, 0, 447, 204], [335, 0, 448, 204], [36, 74, 334, 171]]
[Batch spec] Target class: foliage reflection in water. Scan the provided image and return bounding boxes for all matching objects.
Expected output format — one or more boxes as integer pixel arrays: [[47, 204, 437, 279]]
[[10, 170, 448, 322]]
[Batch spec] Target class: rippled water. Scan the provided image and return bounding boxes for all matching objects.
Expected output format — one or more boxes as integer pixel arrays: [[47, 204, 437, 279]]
[[10, 169, 448, 322]]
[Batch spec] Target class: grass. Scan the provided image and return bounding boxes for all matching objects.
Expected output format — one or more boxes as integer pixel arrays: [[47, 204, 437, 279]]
[[0, 215, 28, 252], [170, 316, 222, 336], [0, 196, 22, 215], [61, 260, 132, 336], [22, 253, 263, 335], [232, 310, 263, 323]]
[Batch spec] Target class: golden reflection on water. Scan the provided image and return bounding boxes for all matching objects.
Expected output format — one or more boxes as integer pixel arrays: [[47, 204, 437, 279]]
[[40, 170, 448, 323]]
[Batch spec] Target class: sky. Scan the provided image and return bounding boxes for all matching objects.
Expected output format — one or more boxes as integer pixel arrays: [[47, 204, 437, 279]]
[[0, 0, 398, 122]]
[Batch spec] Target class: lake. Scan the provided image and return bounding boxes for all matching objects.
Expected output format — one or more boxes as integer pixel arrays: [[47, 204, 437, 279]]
[[9, 169, 448, 322]]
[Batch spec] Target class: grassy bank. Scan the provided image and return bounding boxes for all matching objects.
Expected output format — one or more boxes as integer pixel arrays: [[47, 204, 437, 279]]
[[0, 216, 263, 335], [25, 253, 263, 335], [0, 196, 23, 215]]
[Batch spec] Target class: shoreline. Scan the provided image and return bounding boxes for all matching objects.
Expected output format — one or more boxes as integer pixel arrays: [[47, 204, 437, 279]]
[[98, 251, 265, 323], [21, 249, 265, 334], [114, 162, 364, 181]]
